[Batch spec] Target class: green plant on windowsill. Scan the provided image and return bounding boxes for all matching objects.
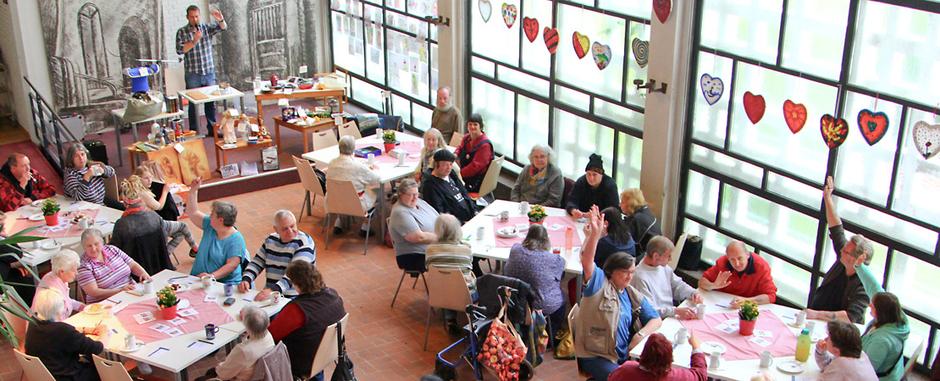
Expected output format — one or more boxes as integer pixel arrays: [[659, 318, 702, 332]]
[[382, 130, 397, 144], [0, 225, 44, 348], [738, 300, 760, 321]]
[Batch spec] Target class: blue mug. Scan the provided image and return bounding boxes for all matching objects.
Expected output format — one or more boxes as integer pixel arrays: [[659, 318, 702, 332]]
[[223, 283, 234, 297], [205, 324, 220, 340]]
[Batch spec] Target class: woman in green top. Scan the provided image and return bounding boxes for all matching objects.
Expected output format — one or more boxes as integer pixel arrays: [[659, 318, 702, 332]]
[[855, 259, 909, 381]]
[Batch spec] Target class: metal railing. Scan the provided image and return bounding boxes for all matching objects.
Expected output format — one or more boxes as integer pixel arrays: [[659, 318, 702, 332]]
[[24, 76, 80, 176]]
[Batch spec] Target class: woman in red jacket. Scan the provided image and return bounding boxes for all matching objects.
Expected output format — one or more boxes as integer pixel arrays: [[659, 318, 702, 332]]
[[608, 332, 707, 381], [454, 113, 493, 194]]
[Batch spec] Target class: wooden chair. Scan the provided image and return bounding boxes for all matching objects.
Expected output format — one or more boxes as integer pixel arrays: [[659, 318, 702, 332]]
[[312, 130, 339, 151], [103, 174, 119, 203], [449, 131, 464, 147], [92, 354, 133, 381], [324, 179, 375, 255], [13, 349, 55, 381], [423, 265, 473, 351], [307, 313, 350, 380], [338, 121, 362, 139], [292, 156, 325, 221], [469, 155, 504, 201]]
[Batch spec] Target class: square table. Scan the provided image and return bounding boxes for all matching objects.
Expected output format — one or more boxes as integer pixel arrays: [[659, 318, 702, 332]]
[[66, 270, 288, 381], [272, 116, 337, 154], [214, 138, 274, 171], [255, 87, 345, 132]]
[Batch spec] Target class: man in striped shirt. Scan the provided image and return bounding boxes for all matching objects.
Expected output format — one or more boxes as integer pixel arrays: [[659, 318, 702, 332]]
[[239, 210, 316, 301], [176, 4, 227, 135]]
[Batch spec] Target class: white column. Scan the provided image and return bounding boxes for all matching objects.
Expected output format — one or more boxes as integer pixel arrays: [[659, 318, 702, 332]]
[[436, 0, 467, 112]]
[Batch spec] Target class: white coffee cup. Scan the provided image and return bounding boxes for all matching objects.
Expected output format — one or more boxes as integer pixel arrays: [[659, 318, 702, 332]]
[[141, 279, 153, 294], [519, 201, 529, 215], [92, 165, 104, 177], [759, 350, 774, 368], [397, 150, 407, 166], [674, 327, 688, 345], [695, 303, 706, 320], [270, 291, 281, 304], [709, 351, 722, 370], [796, 310, 807, 326], [376, 128, 383, 138], [124, 334, 137, 350], [201, 275, 215, 288]]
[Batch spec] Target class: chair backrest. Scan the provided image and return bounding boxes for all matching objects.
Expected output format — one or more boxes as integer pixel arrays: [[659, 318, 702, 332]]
[[292, 156, 325, 197], [14, 349, 56, 381], [249, 341, 293, 381], [904, 336, 926, 377], [104, 174, 119, 202], [670, 232, 689, 271], [475, 155, 504, 199], [309, 313, 350, 378], [560, 177, 575, 208], [338, 121, 362, 139], [426, 265, 473, 312], [325, 179, 366, 217], [567, 303, 580, 339], [312, 130, 339, 151], [449, 131, 464, 147], [92, 354, 134, 381]]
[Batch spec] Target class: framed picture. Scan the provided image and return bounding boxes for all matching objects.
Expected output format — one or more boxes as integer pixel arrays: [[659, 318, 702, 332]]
[[220, 163, 240, 179], [261, 146, 279, 171], [178, 139, 212, 183]]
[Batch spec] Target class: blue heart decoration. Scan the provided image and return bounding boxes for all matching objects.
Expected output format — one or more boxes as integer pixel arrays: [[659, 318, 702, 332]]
[[700, 73, 724, 106]]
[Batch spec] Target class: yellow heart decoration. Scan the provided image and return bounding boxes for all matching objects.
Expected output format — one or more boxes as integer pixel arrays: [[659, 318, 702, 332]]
[[572, 32, 590, 59]]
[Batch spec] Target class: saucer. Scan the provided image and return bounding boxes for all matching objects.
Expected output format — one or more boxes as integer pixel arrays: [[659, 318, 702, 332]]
[[28, 213, 44, 221], [39, 240, 61, 250], [495, 227, 518, 238], [120, 342, 144, 353], [776, 360, 804, 374], [701, 341, 727, 354]]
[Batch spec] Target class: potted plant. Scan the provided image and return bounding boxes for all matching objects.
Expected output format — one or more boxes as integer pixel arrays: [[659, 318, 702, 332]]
[[0, 226, 42, 348], [156, 286, 179, 320], [527, 204, 547, 224], [738, 300, 760, 336], [40, 199, 60, 227], [382, 130, 398, 153]]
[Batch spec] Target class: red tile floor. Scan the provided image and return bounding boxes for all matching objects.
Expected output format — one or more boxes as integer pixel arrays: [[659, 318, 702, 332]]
[[0, 182, 582, 381]]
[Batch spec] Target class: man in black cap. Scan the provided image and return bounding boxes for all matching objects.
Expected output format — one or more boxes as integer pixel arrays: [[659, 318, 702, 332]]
[[565, 153, 619, 218], [421, 149, 476, 223]]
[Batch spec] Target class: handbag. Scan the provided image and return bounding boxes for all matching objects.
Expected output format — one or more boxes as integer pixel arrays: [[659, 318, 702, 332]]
[[478, 303, 527, 381], [677, 235, 704, 270], [330, 321, 358, 381], [553, 327, 575, 360], [123, 91, 165, 123]]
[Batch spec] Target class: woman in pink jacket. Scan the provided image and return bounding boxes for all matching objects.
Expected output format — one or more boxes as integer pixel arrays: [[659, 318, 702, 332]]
[[608, 332, 707, 381]]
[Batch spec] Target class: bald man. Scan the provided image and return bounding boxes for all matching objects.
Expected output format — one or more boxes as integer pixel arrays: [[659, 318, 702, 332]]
[[699, 241, 777, 307], [0, 153, 56, 212], [431, 86, 463, 144]]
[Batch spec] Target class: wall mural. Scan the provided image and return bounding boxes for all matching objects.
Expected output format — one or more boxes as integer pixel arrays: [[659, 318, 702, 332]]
[[37, 0, 322, 133]]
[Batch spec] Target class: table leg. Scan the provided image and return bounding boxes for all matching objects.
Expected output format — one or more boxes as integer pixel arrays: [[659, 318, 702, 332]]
[[131, 122, 139, 142], [303, 132, 309, 152], [215, 148, 222, 171], [112, 113, 123, 167], [378, 182, 387, 240], [275, 122, 281, 154], [256, 98, 264, 132], [177, 368, 187, 381]]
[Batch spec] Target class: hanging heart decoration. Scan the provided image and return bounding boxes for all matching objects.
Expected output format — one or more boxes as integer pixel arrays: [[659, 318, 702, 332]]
[[501, 3, 517, 28], [856, 109, 889, 146], [592, 42, 612, 70], [543, 27, 559, 54], [522, 17, 539, 42], [742, 91, 766, 124], [631, 38, 649, 68], [699, 74, 723, 106], [912, 121, 940, 160], [572, 32, 590, 59], [782, 100, 807, 134], [653, 0, 672, 23], [479, 0, 492, 23], [820, 114, 849, 149]]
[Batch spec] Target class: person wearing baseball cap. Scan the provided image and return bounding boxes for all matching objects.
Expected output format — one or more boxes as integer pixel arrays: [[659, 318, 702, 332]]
[[565, 153, 619, 218]]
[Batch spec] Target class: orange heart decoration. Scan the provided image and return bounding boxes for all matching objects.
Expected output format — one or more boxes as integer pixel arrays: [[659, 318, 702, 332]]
[[782, 100, 807, 134], [572, 32, 590, 59]]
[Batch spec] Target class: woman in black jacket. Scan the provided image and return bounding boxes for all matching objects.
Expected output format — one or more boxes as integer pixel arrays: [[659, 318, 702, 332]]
[[25, 288, 106, 381]]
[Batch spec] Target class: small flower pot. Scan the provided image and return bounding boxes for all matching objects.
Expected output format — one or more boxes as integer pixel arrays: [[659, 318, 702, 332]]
[[159, 305, 178, 320], [384, 142, 396, 153], [529, 218, 544, 225], [43, 213, 59, 227], [739, 318, 756, 336]]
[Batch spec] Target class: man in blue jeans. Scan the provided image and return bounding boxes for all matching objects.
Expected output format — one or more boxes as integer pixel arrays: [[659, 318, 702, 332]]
[[176, 4, 227, 135]]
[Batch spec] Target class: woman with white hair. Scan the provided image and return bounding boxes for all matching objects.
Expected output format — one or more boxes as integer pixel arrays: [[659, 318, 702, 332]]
[[511, 144, 564, 207], [33, 250, 84, 320], [425, 214, 475, 335], [326, 135, 381, 234], [77, 228, 151, 303], [415, 128, 461, 181], [197, 305, 276, 381], [25, 288, 106, 381]]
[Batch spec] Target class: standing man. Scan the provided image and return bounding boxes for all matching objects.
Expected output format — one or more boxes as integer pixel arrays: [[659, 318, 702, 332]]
[[176, 5, 227, 135], [431, 86, 463, 144]]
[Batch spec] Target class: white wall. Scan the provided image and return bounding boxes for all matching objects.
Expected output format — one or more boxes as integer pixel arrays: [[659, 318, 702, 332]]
[[2, 0, 53, 139]]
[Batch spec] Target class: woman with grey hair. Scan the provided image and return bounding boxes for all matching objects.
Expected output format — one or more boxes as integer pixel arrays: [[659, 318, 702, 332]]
[[425, 213, 476, 335], [415, 128, 461, 181], [199, 305, 276, 381], [33, 250, 84, 320], [327, 135, 381, 234], [25, 288, 106, 381], [76, 228, 151, 303], [63, 143, 121, 209], [186, 177, 247, 285], [504, 223, 568, 340], [511, 144, 564, 207]]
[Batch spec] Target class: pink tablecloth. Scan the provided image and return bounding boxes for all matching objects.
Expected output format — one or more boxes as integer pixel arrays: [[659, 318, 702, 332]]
[[492, 216, 582, 249], [680, 309, 797, 361], [6, 209, 100, 239], [114, 289, 234, 343], [356, 140, 423, 165]]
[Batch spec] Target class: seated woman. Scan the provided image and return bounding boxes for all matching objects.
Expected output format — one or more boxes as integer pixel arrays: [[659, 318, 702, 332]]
[[503, 224, 567, 341], [576, 206, 662, 381], [186, 178, 246, 284], [390, 178, 439, 265], [133, 166, 181, 221], [198, 306, 276, 381], [510, 145, 564, 207], [77, 228, 151, 303], [608, 332, 707, 381], [33, 250, 84, 320], [566, 154, 619, 218], [110, 176, 175, 274], [269, 261, 346, 381], [816, 320, 879, 380], [26, 288, 106, 381], [328, 135, 381, 234], [415, 128, 460, 181], [121, 175, 197, 257], [63, 143, 121, 209], [856, 259, 909, 381], [619, 188, 662, 257], [454, 113, 493, 193], [595, 207, 637, 267], [425, 213, 475, 334]]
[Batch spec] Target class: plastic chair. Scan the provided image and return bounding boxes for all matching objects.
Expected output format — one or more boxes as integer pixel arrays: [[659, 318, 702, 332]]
[[424, 266, 473, 351], [449, 132, 464, 148], [308, 314, 350, 379], [469, 156, 504, 201], [312, 130, 339, 151], [338, 121, 362, 139], [13, 349, 56, 381], [324, 179, 375, 255], [904, 336, 926, 378], [292, 156, 326, 221], [92, 354, 134, 381]]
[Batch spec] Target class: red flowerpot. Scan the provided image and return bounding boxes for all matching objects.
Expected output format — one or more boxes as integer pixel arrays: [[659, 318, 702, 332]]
[[384, 142, 396, 153], [529, 219, 544, 225], [159, 305, 178, 320], [43, 213, 58, 227], [739, 318, 756, 336]]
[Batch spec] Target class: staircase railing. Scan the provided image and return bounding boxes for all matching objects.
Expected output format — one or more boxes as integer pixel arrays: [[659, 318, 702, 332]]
[[24, 76, 80, 176]]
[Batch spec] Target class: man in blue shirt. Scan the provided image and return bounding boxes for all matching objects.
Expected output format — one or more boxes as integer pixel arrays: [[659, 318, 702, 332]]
[[176, 5, 227, 135]]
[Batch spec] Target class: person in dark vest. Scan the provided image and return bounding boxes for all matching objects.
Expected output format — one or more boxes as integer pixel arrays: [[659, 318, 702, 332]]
[[566, 153, 619, 218], [454, 113, 493, 193], [268, 261, 346, 381]]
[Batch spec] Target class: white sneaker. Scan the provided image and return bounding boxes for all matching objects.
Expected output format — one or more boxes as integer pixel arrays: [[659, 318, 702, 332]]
[[137, 362, 153, 375]]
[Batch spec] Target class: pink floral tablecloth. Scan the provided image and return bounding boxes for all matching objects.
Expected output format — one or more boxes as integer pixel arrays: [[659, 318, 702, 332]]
[[114, 289, 234, 343], [680, 309, 797, 361], [492, 216, 582, 249], [6, 209, 100, 239]]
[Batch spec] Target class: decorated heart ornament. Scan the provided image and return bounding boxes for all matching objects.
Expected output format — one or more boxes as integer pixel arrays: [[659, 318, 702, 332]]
[[501, 3, 517, 28], [631, 38, 649, 68], [572, 32, 590, 59], [742, 91, 766, 124], [820, 114, 849, 149], [543, 27, 559, 54], [856, 109, 889, 146], [782, 100, 807, 134], [522, 17, 539, 42], [653, 0, 672, 23], [479, 0, 492, 23], [699, 74, 723, 106], [912, 121, 940, 160], [592, 42, 612, 70]]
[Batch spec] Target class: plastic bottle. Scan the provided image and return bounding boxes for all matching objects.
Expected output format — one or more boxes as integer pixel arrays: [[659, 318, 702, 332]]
[[795, 328, 811, 362], [564, 226, 574, 253]]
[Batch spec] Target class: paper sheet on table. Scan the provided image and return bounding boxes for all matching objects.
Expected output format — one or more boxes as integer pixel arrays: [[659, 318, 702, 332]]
[[187, 341, 214, 351]]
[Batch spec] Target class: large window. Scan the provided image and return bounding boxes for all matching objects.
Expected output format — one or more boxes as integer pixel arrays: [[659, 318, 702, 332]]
[[468, 0, 648, 188], [679, 0, 940, 368], [330, 0, 438, 130]]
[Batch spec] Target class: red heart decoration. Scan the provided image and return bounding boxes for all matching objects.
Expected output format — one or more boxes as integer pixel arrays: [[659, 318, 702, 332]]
[[820, 114, 849, 149], [543, 27, 559, 54], [742, 92, 766, 124], [653, 0, 671, 23], [522, 17, 539, 43], [782, 100, 807, 134], [857, 109, 889, 146], [572, 32, 590, 59]]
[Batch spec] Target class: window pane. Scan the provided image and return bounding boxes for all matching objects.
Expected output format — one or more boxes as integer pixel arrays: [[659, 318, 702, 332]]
[[598, 0, 651, 19], [556, 4, 625, 100], [625, 21, 651, 107], [555, 85, 590, 111], [516, 96, 549, 164], [471, 0, 520, 66], [888, 252, 940, 319], [691, 52, 734, 146], [595, 99, 644, 132], [683, 219, 734, 265], [520, 0, 553, 77], [836, 197, 936, 255], [552, 109, 614, 179], [766, 172, 821, 210], [685, 171, 720, 225], [498, 65, 549, 98], [472, 56, 495, 77], [763, 253, 811, 306], [700, 0, 783, 63], [690, 144, 762, 189], [893, 108, 940, 228], [392, 94, 412, 126], [821, 226, 887, 283], [471, 79, 515, 157], [386, 30, 430, 101], [780, 0, 849, 80], [720, 185, 818, 266], [616, 132, 642, 190], [350, 77, 383, 111], [834, 92, 903, 206], [332, 11, 364, 75], [363, 5, 386, 84], [413, 103, 433, 131]]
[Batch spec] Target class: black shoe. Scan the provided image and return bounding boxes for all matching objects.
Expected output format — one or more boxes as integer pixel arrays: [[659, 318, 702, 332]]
[[333, 226, 344, 235]]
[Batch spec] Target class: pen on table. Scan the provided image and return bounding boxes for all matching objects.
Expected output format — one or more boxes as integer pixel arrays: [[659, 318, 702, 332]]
[[198, 339, 214, 345], [147, 347, 167, 357]]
